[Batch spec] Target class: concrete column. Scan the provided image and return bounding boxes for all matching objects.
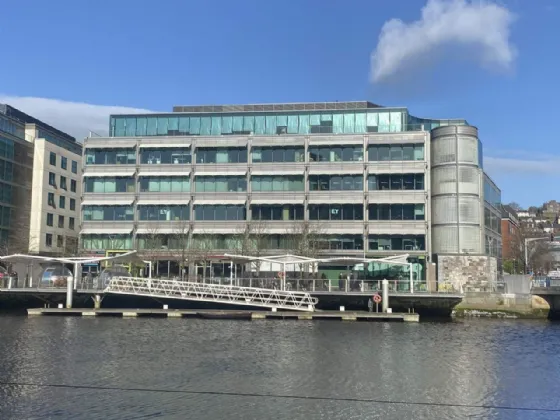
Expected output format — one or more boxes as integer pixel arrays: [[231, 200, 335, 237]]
[[74, 262, 81, 291], [382, 279, 389, 313], [94, 294, 102, 309]]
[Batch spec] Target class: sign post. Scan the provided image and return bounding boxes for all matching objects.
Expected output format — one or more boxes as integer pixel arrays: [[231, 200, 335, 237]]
[[373, 293, 382, 313]]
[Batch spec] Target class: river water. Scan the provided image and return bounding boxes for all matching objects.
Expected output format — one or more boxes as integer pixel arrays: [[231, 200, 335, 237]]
[[0, 316, 559, 420]]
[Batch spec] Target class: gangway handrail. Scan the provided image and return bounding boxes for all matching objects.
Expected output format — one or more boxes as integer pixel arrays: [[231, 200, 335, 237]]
[[105, 276, 318, 311]]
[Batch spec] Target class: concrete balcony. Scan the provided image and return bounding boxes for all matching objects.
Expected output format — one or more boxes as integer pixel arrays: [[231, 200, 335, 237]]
[[193, 164, 248, 176], [311, 221, 365, 235], [137, 164, 191, 176], [193, 192, 247, 204], [193, 136, 248, 147], [252, 220, 302, 234], [192, 221, 246, 234], [308, 161, 365, 174], [366, 133, 426, 144], [368, 191, 426, 204], [83, 165, 136, 177], [250, 192, 305, 204], [82, 192, 136, 206], [80, 221, 134, 235], [84, 138, 138, 148], [251, 136, 305, 147], [251, 162, 305, 175], [137, 192, 190, 205], [136, 220, 190, 234], [367, 221, 427, 235], [309, 135, 364, 145], [308, 191, 365, 204], [367, 161, 427, 174]]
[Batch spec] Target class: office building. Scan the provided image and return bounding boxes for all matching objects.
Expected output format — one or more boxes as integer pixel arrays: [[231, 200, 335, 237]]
[[81, 101, 501, 286], [0, 104, 82, 255]]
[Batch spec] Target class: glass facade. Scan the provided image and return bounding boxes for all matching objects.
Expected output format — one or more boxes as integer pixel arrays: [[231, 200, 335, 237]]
[[83, 205, 134, 221], [195, 176, 246, 192], [252, 146, 305, 163], [368, 235, 426, 251], [85, 148, 136, 165], [369, 204, 425, 221], [196, 147, 246, 164], [308, 146, 363, 162], [483, 176, 501, 209], [81, 235, 133, 250], [194, 205, 246, 221], [85, 177, 136, 193], [138, 205, 189, 221], [251, 205, 304, 221], [316, 235, 364, 250], [140, 148, 191, 164], [309, 175, 363, 191], [111, 109, 407, 137], [139, 176, 190, 193], [368, 174, 424, 190], [368, 144, 424, 161], [309, 204, 364, 221], [251, 176, 304, 192]]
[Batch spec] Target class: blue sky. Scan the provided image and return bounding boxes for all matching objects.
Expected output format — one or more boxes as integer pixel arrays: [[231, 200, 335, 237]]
[[0, 0, 558, 208]]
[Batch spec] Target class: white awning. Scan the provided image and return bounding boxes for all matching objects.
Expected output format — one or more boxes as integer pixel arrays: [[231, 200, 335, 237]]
[[308, 196, 364, 204], [308, 167, 364, 175], [194, 199, 246, 205], [137, 198, 190, 205], [251, 198, 304, 205], [251, 170, 305, 175], [83, 171, 136, 177], [80, 227, 133, 234], [81, 199, 135, 206], [136, 227, 183, 234], [139, 143, 190, 148], [194, 171, 247, 177], [138, 171, 190, 177], [85, 142, 137, 149]]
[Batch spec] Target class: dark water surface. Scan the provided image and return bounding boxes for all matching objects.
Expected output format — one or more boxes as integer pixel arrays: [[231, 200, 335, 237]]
[[0, 316, 559, 420]]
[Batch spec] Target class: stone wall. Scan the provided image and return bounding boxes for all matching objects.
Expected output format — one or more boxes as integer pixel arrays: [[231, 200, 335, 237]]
[[437, 255, 498, 291]]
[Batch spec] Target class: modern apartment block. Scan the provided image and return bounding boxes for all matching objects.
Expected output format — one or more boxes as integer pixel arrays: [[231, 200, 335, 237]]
[[0, 104, 82, 256], [80, 101, 501, 285]]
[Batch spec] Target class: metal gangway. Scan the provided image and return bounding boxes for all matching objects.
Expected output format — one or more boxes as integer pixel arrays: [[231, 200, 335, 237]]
[[105, 277, 318, 311]]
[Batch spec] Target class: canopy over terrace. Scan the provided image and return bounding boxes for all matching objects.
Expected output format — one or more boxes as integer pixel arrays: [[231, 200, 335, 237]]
[[223, 253, 414, 290]]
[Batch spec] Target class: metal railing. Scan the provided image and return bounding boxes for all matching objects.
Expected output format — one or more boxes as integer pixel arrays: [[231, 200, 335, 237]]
[[105, 276, 318, 311]]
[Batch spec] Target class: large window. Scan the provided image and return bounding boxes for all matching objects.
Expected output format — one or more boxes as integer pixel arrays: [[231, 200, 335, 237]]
[[69, 217, 75, 230], [46, 213, 53, 227], [0, 159, 13, 182], [81, 235, 133, 250], [61, 156, 67, 170], [251, 176, 304, 192], [138, 205, 189, 221], [139, 177, 190, 193], [85, 148, 136, 165], [196, 147, 247, 164], [140, 148, 191, 164], [82, 205, 134, 221], [369, 204, 425, 221], [47, 192, 55, 207], [70, 179, 77, 193], [58, 215, 64, 228], [194, 205, 246, 221], [60, 176, 67, 190], [111, 110, 407, 137], [315, 235, 364, 250], [368, 235, 425, 251], [251, 205, 304, 221], [309, 175, 363, 191], [252, 146, 305, 163], [48, 172, 56, 187], [71, 160, 78, 174], [70, 198, 76, 211], [85, 177, 136, 193], [49, 152, 56, 166], [368, 174, 424, 190], [309, 204, 364, 221], [368, 144, 424, 161], [195, 176, 246, 192], [46, 233, 52, 247], [309, 146, 363, 162]]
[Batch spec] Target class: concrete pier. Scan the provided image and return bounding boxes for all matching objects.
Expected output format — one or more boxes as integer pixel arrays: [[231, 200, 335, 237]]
[[26, 308, 420, 322]]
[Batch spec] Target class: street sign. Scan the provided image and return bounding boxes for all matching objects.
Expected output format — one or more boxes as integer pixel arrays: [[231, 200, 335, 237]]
[[373, 293, 382, 304]]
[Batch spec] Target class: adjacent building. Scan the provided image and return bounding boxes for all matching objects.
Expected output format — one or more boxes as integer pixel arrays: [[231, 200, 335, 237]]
[[0, 104, 82, 256], [80, 101, 501, 286], [501, 204, 520, 261]]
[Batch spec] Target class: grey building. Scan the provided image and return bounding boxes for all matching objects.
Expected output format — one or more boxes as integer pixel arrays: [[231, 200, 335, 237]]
[[80, 101, 501, 286]]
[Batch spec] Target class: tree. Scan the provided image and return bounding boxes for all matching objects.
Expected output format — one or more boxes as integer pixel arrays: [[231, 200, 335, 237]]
[[285, 221, 325, 278], [506, 202, 521, 211], [233, 220, 269, 277], [140, 227, 164, 276], [170, 220, 191, 280], [508, 226, 553, 274], [190, 232, 216, 281]]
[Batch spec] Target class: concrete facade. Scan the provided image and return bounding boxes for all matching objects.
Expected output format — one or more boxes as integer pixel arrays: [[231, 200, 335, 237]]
[[437, 255, 498, 291]]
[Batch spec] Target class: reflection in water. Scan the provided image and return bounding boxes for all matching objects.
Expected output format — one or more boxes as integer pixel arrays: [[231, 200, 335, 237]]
[[0, 317, 559, 420]]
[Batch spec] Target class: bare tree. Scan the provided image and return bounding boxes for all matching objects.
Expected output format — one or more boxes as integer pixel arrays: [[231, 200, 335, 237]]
[[508, 226, 554, 274], [285, 221, 325, 278], [170, 220, 191, 280], [63, 236, 80, 257], [140, 227, 163, 276], [233, 220, 269, 277], [190, 232, 216, 282]]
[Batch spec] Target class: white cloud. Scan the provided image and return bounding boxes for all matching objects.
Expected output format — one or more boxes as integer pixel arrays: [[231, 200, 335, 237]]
[[484, 156, 560, 176], [370, 0, 517, 83], [0, 95, 152, 140]]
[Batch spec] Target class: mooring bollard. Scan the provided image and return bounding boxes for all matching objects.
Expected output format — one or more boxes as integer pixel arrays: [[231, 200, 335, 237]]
[[382, 279, 389, 313]]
